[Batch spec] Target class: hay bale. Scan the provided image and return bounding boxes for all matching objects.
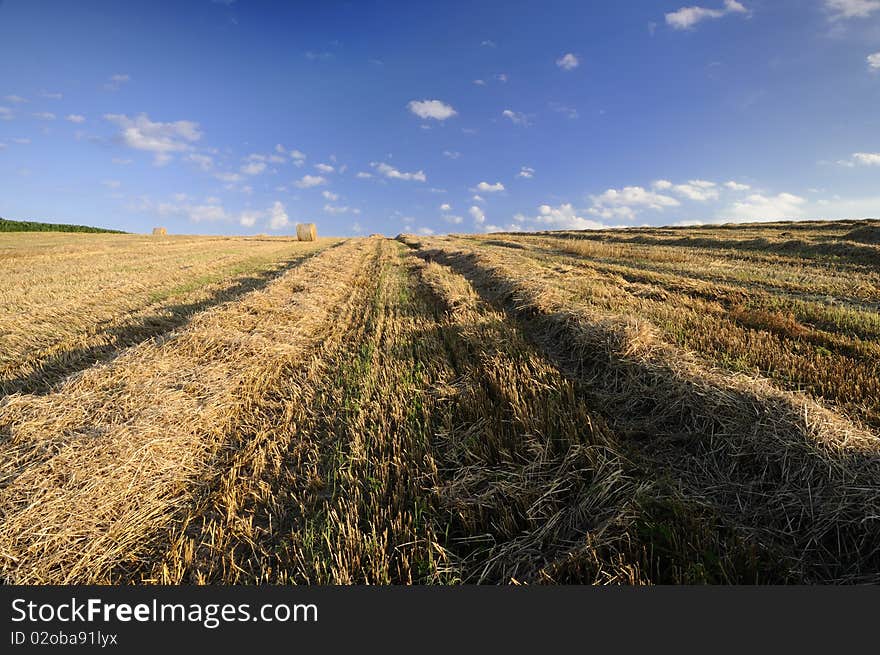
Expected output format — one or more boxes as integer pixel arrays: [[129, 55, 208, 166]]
[[152, 227, 167, 236], [296, 223, 317, 241]]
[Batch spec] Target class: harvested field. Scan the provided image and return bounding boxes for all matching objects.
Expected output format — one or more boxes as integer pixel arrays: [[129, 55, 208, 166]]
[[1, 221, 879, 584]]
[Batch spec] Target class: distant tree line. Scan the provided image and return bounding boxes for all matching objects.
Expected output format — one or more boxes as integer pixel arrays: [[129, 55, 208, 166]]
[[0, 217, 126, 234]]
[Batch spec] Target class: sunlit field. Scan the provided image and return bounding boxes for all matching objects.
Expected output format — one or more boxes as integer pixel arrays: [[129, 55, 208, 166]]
[[1, 220, 879, 584]]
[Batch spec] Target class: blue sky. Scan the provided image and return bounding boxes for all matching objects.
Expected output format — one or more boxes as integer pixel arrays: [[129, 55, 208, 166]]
[[0, 0, 878, 236]]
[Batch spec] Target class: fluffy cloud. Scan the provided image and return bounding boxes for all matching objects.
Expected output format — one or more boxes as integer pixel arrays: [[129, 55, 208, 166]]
[[407, 99, 457, 121], [652, 180, 718, 202], [104, 113, 202, 165], [186, 153, 214, 171], [501, 109, 530, 126], [869, 52, 880, 69], [268, 201, 289, 229], [322, 190, 339, 201], [443, 214, 463, 224], [239, 210, 262, 227], [517, 166, 535, 178], [666, 0, 748, 30], [534, 203, 609, 230], [556, 53, 580, 70], [241, 160, 266, 175], [853, 152, 880, 165], [355, 171, 373, 179], [323, 204, 360, 215], [724, 192, 805, 221], [65, 114, 86, 123], [469, 205, 485, 225], [475, 181, 505, 192], [590, 186, 680, 220], [294, 174, 327, 188], [825, 0, 880, 20], [443, 150, 460, 159], [440, 203, 451, 211], [724, 180, 751, 191], [371, 161, 426, 182], [315, 162, 335, 173]]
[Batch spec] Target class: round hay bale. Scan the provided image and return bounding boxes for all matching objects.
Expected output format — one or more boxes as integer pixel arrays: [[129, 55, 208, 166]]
[[296, 223, 317, 241]]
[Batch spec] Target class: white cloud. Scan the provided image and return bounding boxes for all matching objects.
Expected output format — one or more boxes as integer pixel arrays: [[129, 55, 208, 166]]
[[517, 166, 535, 179], [724, 180, 751, 191], [11, 137, 31, 144], [442, 150, 460, 159], [65, 114, 86, 123], [670, 179, 719, 201], [104, 113, 202, 165], [469, 205, 485, 225], [268, 201, 289, 229], [315, 162, 335, 173], [416, 227, 435, 235], [101, 179, 121, 189], [869, 52, 880, 69], [407, 99, 457, 121], [322, 190, 339, 201], [853, 152, 880, 165], [481, 40, 496, 47], [324, 204, 359, 215], [440, 203, 451, 211], [371, 161, 426, 182], [591, 186, 680, 219], [356, 171, 373, 179], [105, 73, 131, 91], [294, 174, 327, 188], [472, 194, 486, 203], [187, 153, 214, 171], [4, 95, 26, 103], [556, 53, 580, 70], [723, 192, 806, 221], [215, 171, 243, 183], [0, 106, 13, 120], [534, 203, 609, 230], [495, 73, 508, 83], [241, 160, 267, 175], [443, 214, 463, 224], [239, 210, 262, 227], [475, 181, 505, 192], [473, 79, 486, 86], [188, 204, 228, 223], [666, 1, 748, 30], [41, 91, 63, 100], [501, 109, 530, 126], [826, 0, 880, 20], [33, 112, 56, 120]]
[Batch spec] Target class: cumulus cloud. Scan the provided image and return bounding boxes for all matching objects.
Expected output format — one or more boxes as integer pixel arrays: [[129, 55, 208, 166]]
[[469, 205, 485, 225], [355, 171, 373, 179], [65, 114, 86, 123], [322, 190, 339, 201], [371, 161, 426, 182], [315, 162, 335, 173], [670, 179, 719, 201], [443, 150, 460, 159], [723, 192, 806, 221], [241, 160, 266, 175], [517, 166, 535, 179], [239, 209, 262, 228], [666, 1, 748, 30], [825, 0, 880, 20], [104, 113, 202, 165], [590, 185, 680, 220], [407, 99, 457, 121], [556, 53, 580, 70], [475, 181, 505, 192], [501, 109, 530, 126], [534, 203, 609, 230], [724, 180, 751, 191], [268, 201, 289, 229], [869, 52, 880, 69], [294, 174, 327, 188], [440, 203, 451, 211]]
